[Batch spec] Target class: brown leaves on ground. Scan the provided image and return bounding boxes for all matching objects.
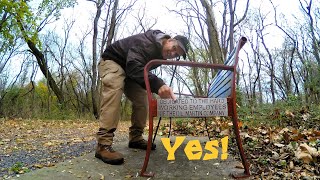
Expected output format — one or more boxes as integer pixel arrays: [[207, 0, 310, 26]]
[[240, 126, 320, 179], [0, 119, 131, 153], [157, 110, 320, 179], [0, 119, 97, 155]]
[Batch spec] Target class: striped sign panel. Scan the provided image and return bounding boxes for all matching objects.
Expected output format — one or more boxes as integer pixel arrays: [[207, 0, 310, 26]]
[[207, 48, 236, 98]]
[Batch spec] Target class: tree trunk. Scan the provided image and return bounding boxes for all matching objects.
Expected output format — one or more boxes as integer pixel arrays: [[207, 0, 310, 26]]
[[301, 0, 320, 65], [16, 17, 64, 105], [91, 0, 106, 119], [27, 40, 65, 104], [200, 0, 224, 64], [106, 0, 119, 46]]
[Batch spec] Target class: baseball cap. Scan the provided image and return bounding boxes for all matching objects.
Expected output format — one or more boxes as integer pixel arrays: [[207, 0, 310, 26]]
[[173, 35, 189, 60]]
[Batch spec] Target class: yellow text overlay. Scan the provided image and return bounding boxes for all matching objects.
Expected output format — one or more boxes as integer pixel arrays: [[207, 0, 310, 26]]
[[161, 136, 229, 160]]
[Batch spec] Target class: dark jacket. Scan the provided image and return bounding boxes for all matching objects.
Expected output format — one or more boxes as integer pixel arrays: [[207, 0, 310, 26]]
[[101, 30, 168, 94]]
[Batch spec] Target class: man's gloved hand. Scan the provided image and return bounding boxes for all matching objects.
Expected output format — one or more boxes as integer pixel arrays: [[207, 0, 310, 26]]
[[158, 85, 176, 100]]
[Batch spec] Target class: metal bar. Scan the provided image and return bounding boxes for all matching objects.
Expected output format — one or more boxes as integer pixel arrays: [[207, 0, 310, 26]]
[[230, 37, 250, 178], [145, 60, 235, 72]]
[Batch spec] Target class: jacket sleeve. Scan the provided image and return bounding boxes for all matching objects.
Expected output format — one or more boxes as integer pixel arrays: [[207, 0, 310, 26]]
[[126, 47, 165, 94]]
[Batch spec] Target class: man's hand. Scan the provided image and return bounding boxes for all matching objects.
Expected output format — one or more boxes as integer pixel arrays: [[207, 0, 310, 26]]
[[158, 85, 176, 100]]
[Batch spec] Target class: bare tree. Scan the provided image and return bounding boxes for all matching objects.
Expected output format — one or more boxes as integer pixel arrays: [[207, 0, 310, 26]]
[[299, 0, 320, 65], [44, 18, 75, 97], [131, 5, 157, 34], [89, 0, 107, 119], [269, 0, 300, 96], [87, 0, 137, 119], [253, 8, 276, 104], [221, 0, 250, 53]]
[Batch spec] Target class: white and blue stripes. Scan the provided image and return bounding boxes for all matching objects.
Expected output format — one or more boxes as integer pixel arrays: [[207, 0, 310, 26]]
[[207, 47, 237, 98]]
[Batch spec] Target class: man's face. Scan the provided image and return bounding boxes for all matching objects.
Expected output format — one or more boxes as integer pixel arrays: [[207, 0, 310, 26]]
[[162, 39, 184, 60]]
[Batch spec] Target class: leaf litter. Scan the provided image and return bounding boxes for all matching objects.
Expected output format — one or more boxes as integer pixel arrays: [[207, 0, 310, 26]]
[[156, 106, 320, 179]]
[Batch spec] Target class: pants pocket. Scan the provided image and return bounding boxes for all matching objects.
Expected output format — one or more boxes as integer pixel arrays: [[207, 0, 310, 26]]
[[98, 60, 119, 78], [99, 60, 125, 89]]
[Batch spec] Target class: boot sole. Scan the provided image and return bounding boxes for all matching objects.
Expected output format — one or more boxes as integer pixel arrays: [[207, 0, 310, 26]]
[[95, 153, 124, 165], [128, 143, 156, 150]]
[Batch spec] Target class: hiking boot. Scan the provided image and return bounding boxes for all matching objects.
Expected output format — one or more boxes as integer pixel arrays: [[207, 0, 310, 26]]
[[95, 144, 124, 165], [128, 139, 156, 150]]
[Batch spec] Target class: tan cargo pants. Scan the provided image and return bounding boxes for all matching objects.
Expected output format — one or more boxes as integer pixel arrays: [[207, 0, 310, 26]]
[[96, 59, 148, 146]]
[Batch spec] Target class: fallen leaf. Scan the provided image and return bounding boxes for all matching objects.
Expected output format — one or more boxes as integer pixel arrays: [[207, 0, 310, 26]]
[[235, 163, 244, 169], [289, 161, 294, 169], [16, 138, 24, 143], [299, 143, 319, 157], [99, 173, 104, 180], [260, 130, 268, 135], [271, 151, 279, 159], [291, 133, 305, 141], [43, 142, 54, 147], [240, 132, 251, 139], [295, 143, 319, 164], [296, 151, 313, 164], [71, 138, 83, 143], [279, 127, 290, 134], [283, 132, 290, 144], [285, 110, 295, 118], [220, 129, 230, 136], [274, 143, 285, 148], [33, 164, 44, 168], [125, 174, 133, 178]]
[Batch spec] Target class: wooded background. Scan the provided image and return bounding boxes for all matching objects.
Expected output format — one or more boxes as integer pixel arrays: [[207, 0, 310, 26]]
[[0, 0, 319, 120]]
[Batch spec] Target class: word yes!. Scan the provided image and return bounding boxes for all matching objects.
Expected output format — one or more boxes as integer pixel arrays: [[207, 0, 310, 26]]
[[161, 136, 228, 160]]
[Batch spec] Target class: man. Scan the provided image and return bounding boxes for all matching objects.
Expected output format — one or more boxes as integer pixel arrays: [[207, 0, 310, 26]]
[[95, 30, 189, 165]]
